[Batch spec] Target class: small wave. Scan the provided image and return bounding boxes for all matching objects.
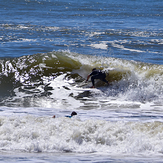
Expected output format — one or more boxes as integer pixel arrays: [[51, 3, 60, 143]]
[[0, 24, 60, 32]]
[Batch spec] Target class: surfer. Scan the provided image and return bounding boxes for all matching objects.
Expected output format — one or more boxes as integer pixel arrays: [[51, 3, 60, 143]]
[[52, 111, 77, 118], [86, 68, 109, 88], [65, 111, 77, 118]]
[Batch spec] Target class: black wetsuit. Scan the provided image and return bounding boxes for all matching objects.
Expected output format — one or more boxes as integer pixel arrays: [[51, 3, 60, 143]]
[[89, 69, 108, 86]]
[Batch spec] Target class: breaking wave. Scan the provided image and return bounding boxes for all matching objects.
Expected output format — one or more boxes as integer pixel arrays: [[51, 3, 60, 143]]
[[0, 115, 163, 155], [0, 51, 162, 107]]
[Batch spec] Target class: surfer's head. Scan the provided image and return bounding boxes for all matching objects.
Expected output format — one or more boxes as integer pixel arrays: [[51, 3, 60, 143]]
[[92, 68, 96, 71], [71, 111, 77, 116]]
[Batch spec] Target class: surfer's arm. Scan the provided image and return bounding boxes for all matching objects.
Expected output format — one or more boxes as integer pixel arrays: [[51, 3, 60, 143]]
[[86, 75, 90, 82]]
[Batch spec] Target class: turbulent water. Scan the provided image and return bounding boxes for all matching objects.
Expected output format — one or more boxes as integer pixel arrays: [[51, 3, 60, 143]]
[[0, 0, 163, 162]]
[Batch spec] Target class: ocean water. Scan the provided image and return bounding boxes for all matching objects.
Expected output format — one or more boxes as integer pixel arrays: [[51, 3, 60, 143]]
[[0, 0, 163, 162]]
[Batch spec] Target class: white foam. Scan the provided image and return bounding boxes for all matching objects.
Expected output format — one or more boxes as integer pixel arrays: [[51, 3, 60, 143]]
[[0, 115, 163, 156], [88, 32, 105, 37], [112, 41, 145, 53], [89, 42, 108, 50], [47, 74, 101, 110], [11, 38, 37, 43]]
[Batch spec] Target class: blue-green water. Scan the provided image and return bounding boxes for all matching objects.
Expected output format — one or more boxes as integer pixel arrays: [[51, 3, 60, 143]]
[[0, 0, 162, 63]]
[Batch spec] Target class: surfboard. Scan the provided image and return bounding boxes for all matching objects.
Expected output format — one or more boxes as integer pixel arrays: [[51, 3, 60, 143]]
[[77, 81, 89, 87]]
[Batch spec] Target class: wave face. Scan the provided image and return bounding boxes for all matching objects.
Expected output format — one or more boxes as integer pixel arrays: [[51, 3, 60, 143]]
[[0, 51, 162, 109]]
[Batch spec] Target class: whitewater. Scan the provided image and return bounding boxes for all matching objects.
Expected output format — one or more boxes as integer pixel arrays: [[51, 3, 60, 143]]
[[0, 0, 163, 162]]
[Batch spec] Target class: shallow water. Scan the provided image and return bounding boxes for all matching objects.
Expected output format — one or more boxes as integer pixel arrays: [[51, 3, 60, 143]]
[[1, 153, 163, 163]]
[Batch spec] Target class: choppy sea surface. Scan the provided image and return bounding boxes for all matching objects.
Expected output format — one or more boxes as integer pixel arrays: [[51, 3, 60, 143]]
[[0, 0, 163, 162]]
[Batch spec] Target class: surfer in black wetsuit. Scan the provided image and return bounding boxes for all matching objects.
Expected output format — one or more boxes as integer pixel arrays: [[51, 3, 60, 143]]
[[65, 111, 77, 118], [86, 68, 109, 88]]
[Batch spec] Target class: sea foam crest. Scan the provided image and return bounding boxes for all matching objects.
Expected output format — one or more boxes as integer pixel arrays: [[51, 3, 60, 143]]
[[0, 115, 163, 155]]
